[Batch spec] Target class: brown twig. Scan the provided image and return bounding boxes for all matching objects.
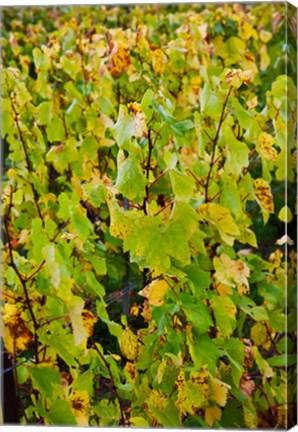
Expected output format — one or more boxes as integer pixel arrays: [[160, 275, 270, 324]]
[[142, 129, 153, 215], [204, 86, 232, 202], [39, 314, 68, 329], [26, 219, 71, 282], [7, 80, 44, 225], [92, 341, 126, 425], [154, 200, 175, 217], [148, 168, 169, 190], [3, 189, 40, 363], [186, 168, 205, 188]]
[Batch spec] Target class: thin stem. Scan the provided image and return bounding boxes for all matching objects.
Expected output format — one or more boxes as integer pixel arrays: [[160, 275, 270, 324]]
[[142, 129, 153, 215], [7, 80, 44, 225], [39, 315, 68, 329], [27, 219, 70, 282], [186, 169, 204, 188], [91, 341, 126, 425], [255, 384, 276, 420], [204, 86, 232, 202], [3, 190, 39, 363], [148, 168, 169, 190], [154, 200, 174, 217]]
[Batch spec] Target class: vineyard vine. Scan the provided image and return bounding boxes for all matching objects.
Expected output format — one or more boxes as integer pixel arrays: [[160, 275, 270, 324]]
[[1, 3, 297, 428]]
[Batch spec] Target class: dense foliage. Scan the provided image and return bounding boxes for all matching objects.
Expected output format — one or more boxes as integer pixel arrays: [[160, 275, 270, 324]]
[[1, 3, 297, 428]]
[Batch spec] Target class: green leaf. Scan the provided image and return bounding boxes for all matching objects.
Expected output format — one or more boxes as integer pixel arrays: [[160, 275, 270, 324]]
[[85, 271, 105, 297], [130, 417, 150, 427], [115, 156, 147, 200], [224, 338, 244, 386], [182, 298, 213, 333], [278, 205, 293, 223], [37, 101, 53, 126], [60, 53, 82, 79], [72, 369, 94, 397], [222, 124, 249, 177], [141, 88, 154, 120], [185, 265, 212, 296], [170, 119, 195, 137], [71, 208, 93, 240], [88, 255, 107, 276], [240, 297, 269, 321], [30, 366, 61, 398], [92, 400, 120, 426], [31, 218, 48, 265], [124, 216, 170, 275], [111, 105, 138, 149], [170, 169, 195, 200], [211, 295, 236, 337], [46, 114, 66, 143], [42, 244, 60, 289], [33, 47, 51, 71], [47, 399, 77, 426], [187, 331, 221, 375], [267, 354, 296, 367], [200, 84, 222, 119]]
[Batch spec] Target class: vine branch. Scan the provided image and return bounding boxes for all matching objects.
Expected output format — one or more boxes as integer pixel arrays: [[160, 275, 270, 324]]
[[92, 341, 126, 425], [204, 86, 232, 202], [3, 187, 40, 363]]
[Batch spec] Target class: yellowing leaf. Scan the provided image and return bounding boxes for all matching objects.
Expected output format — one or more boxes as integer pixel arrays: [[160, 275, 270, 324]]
[[260, 44, 270, 71], [106, 194, 134, 240], [278, 206, 293, 223], [213, 254, 250, 294], [151, 48, 166, 74], [2, 302, 33, 354], [110, 41, 130, 77], [241, 21, 258, 40], [214, 280, 233, 297], [82, 309, 97, 337], [71, 390, 90, 426], [175, 369, 208, 416], [205, 406, 222, 426], [119, 328, 138, 360], [211, 378, 230, 407], [68, 296, 88, 346], [253, 178, 274, 213], [138, 278, 169, 307], [198, 203, 240, 245], [257, 132, 277, 161]]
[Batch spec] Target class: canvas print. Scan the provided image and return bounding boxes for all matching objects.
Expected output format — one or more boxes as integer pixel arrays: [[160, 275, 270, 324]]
[[1, 2, 297, 429]]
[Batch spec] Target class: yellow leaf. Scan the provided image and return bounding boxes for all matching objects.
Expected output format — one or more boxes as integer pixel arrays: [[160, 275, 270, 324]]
[[250, 322, 268, 346], [259, 30, 272, 44], [119, 328, 139, 360], [213, 254, 250, 294], [82, 309, 97, 338], [110, 41, 130, 77], [151, 48, 166, 74], [198, 203, 240, 245], [257, 132, 277, 161], [211, 378, 230, 407], [106, 194, 133, 240], [205, 406, 222, 426], [130, 302, 140, 317], [68, 296, 88, 346], [138, 279, 169, 307], [71, 390, 90, 426], [214, 280, 233, 297], [260, 44, 270, 71], [241, 21, 258, 40], [253, 178, 274, 213]]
